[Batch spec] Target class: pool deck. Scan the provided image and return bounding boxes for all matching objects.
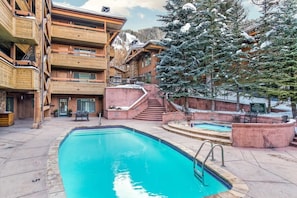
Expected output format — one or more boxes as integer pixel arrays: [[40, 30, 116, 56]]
[[0, 117, 297, 198]]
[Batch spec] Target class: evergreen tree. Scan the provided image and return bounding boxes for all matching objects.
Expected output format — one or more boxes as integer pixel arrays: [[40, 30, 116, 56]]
[[219, 0, 250, 111], [266, 0, 297, 117], [192, 0, 231, 110], [248, 0, 280, 112], [157, 1, 202, 113]]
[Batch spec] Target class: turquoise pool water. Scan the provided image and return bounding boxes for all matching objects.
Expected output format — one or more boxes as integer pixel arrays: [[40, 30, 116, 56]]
[[59, 127, 230, 198], [193, 123, 231, 132]]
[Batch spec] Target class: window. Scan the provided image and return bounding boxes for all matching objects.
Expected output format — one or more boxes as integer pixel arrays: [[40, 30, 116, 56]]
[[74, 48, 96, 57], [6, 97, 14, 112], [73, 72, 96, 80], [145, 72, 152, 83], [143, 53, 151, 67], [77, 98, 95, 113]]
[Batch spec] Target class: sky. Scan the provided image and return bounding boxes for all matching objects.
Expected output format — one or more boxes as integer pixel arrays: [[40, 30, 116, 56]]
[[53, 0, 262, 31]]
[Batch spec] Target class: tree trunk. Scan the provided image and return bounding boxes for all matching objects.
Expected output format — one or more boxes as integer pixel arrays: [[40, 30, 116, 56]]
[[267, 97, 271, 113], [184, 96, 189, 114], [211, 99, 215, 111], [291, 102, 297, 118], [236, 85, 240, 111]]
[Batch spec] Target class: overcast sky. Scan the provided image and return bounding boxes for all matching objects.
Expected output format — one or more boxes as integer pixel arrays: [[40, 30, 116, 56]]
[[53, 0, 261, 31]]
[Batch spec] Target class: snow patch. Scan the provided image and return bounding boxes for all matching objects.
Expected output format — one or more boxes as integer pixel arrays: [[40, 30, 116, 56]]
[[181, 23, 191, 33], [241, 31, 255, 42], [182, 3, 196, 12], [260, 41, 271, 48]]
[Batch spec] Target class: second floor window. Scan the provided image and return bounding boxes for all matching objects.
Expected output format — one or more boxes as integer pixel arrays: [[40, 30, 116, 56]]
[[74, 48, 96, 57], [143, 54, 151, 67], [73, 72, 95, 80]]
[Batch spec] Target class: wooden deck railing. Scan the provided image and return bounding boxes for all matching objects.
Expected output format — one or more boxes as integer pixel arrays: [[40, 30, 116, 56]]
[[51, 77, 105, 83], [51, 49, 105, 58]]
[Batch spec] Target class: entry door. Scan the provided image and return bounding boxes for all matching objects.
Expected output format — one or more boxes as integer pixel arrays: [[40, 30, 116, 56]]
[[59, 98, 68, 116]]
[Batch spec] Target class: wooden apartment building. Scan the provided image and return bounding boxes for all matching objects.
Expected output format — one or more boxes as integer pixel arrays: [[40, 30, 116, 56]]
[[0, 0, 126, 127], [110, 41, 163, 85]]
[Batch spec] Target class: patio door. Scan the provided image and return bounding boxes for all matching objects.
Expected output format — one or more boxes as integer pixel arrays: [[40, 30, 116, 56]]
[[59, 98, 68, 116]]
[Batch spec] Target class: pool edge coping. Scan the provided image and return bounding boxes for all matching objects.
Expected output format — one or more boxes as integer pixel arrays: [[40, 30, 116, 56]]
[[46, 125, 248, 198]]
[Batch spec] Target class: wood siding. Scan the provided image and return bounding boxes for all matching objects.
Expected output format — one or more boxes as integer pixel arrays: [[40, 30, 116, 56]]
[[51, 81, 106, 95], [0, 0, 13, 35], [51, 23, 107, 45], [0, 59, 39, 90], [51, 53, 107, 70], [14, 16, 39, 44], [15, 67, 39, 90], [0, 59, 15, 89], [0, 1, 38, 44]]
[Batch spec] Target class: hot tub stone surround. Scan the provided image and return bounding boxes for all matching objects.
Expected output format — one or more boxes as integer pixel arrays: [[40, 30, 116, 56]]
[[232, 119, 296, 148]]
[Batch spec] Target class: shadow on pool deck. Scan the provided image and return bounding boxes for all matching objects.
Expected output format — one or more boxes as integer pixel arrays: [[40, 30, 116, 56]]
[[0, 117, 297, 198]]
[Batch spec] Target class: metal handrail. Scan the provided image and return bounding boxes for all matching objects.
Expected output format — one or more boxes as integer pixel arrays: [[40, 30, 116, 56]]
[[193, 141, 225, 185], [193, 140, 214, 163]]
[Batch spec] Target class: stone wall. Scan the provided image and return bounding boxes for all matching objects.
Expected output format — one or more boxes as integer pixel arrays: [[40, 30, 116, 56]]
[[0, 91, 6, 112], [232, 120, 295, 148]]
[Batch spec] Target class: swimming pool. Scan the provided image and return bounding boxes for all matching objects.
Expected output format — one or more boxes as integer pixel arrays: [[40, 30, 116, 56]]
[[193, 123, 231, 132], [59, 127, 230, 198]]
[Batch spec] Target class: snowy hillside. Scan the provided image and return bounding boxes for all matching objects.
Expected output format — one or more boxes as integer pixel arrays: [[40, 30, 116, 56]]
[[112, 27, 165, 50]]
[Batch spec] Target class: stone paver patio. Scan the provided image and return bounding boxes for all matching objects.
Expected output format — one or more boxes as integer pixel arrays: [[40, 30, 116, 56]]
[[0, 117, 297, 198]]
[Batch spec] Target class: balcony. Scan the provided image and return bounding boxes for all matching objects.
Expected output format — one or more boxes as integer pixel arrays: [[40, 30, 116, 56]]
[[51, 51, 107, 70], [0, 0, 38, 44], [51, 78, 106, 95], [0, 0, 13, 38], [51, 22, 108, 46], [14, 16, 39, 44], [0, 57, 39, 90]]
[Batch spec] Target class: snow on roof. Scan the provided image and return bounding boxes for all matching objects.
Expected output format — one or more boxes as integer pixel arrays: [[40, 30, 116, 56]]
[[130, 40, 161, 50], [52, 2, 126, 21]]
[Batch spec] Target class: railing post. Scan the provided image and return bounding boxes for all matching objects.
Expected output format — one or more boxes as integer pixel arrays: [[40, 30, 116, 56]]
[[98, 113, 102, 126]]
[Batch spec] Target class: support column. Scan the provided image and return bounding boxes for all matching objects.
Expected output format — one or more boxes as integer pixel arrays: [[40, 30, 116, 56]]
[[32, 91, 41, 129], [0, 91, 7, 113]]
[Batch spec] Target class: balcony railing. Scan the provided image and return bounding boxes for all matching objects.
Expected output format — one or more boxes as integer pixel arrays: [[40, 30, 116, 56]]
[[14, 16, 39, 44], [51, 22, 108, 45], [51, 77, 106, 95], [51, 50, 107, 70], [0, 0, 13, 35], [0, 0, 39, 44], [0, 56, 39, 90]]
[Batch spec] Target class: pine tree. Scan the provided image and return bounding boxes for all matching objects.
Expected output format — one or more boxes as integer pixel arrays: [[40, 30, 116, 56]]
[[218, 0, 250, 111], [248, 0, 280, 112], [266, 0, 297, 117], [192, 0, 232, 110], [157, 1, 201, 113]]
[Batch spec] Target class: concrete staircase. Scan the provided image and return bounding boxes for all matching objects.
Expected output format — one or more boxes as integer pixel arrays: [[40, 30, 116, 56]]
[[162, 123, 232, 146], [133, 99, 165, 121], [290, 134, 297, 147]]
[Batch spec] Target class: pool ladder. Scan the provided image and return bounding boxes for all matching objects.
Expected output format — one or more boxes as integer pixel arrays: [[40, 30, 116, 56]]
[[193, 140, 225, 185]]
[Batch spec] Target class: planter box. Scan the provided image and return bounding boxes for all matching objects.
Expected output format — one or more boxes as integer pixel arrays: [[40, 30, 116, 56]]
[[0, 112, 14, 126]]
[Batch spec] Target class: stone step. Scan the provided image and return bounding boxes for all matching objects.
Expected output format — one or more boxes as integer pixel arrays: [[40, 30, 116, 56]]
[[290, 141, 297, 147], [134, 106, 165, 121], [148, 99, 161, 107], [162, 124, 232, 146]]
